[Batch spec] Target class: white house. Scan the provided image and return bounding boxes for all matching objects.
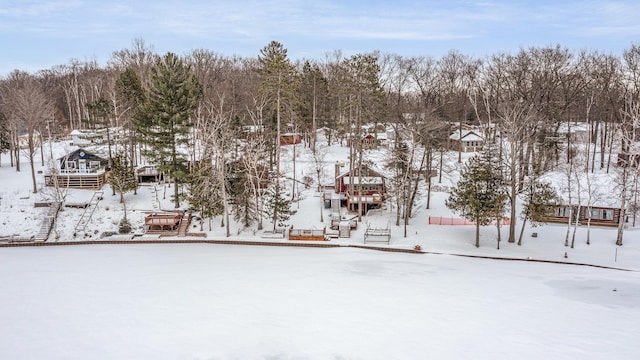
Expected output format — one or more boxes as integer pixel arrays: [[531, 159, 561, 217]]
[[449, 130, 484, 152], [17, 130, 41, 149]]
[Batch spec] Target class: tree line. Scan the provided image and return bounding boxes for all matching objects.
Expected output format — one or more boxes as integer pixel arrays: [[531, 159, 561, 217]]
[[1, 39, 639, 244]]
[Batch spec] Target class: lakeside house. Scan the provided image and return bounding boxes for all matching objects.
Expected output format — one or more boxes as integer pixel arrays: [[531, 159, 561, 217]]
[[44, 148, 108, 190]]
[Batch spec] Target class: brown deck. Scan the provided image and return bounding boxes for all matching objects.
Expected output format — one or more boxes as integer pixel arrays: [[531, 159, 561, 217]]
[[288, 227, 326, 241], [45, 173, 106, 190]]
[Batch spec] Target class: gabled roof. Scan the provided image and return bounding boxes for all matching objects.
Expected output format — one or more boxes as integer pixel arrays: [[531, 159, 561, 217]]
[[336, 165, 385, 180], [58, 148, 106, 162], [450, 130, 483, 142]]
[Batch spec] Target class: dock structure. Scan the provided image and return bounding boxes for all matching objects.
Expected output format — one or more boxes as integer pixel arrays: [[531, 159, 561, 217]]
[[288, 227, 327, 241], [144, 211, 192, 237]]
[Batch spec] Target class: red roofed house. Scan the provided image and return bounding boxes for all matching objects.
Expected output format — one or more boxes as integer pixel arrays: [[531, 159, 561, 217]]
[[334, 164, 386, 214]]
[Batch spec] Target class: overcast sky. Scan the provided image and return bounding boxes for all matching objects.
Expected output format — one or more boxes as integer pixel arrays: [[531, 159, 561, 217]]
[[1, 0, 639, 75]]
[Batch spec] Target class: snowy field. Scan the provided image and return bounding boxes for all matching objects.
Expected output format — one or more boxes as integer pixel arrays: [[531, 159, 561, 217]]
[[1, 244, 639, 360], [1, 138, 640, 359]]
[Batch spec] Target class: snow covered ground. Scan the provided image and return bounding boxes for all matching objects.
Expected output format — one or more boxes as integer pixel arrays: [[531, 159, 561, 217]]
[[1, 138, 639, 359]]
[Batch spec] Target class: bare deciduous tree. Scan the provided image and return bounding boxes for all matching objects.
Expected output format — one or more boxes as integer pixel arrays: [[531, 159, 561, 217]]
[[1, 71, 55, 193]]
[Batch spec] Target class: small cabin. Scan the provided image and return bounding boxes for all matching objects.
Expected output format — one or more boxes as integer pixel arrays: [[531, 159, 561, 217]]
[[280, 133, 302, 145], [449, 130, 484, 152], [58, 148, 108, 173], [137, 166, 164, 183], [17, 130, 41, 149], [45, 148, 108, 190], [548, 205, 625, 227], [376, 132, 389, 147], [347, 134, 377, 149], [241, 125, 264, 139], [558, 122, 589, 143]]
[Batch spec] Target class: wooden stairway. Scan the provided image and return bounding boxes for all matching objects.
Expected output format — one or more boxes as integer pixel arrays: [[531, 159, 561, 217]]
[[34, 202, 62, 241], [177, 212, 191, 237]]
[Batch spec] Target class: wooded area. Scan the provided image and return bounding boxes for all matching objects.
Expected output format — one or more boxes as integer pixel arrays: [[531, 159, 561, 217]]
[[1, 39, 639, 245]]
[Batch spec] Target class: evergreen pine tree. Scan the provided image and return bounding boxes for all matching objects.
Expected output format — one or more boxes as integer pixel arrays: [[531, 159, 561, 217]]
[[258, 41, 298, 229], [299, 61, 329, 150], [480, 142, 509, 248], [0, 113, 10, 155], [264, 185, 292, 229], [134, 52, 202, 208], [115, 67, 146, 175], [227, 162, 256, 228], [446, 148, 507, 247]]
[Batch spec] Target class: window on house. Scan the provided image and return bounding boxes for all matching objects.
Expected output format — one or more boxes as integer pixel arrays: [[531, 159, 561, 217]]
[[602, 209, 613, 220], [65, 161, 76, 169], [589, 209, 600, 219]]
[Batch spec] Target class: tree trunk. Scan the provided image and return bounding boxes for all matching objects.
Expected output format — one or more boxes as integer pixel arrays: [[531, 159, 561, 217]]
[[28, 133, 37, 193], [517, 215, 527, 246], [616, 167, 628, 246], [570, 205, 580, 248], [438, 150, 444, 184], [586, 210, 592, 245], [599, 121, 606, 169], [273, 83, 281, 231], [508, 140, 517, 243], [564, 207, 572, 247], [495, 216, 502, 246], [407, 151, 426, 218]]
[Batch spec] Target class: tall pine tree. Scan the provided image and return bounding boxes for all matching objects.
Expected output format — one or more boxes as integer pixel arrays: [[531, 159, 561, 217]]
[[258, 41, 298, 230], [135, 52, 202, 208], [115, 67, 146, 174], [299, 60, 329, 150]]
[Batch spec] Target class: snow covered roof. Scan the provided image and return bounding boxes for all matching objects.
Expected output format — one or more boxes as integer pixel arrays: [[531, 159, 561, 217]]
[[343, 176, 384, 185], [450, 130, 483, 142], [69, 128, 111, 136], [557, 122, 589, 134], [541, 171, 622, 208]]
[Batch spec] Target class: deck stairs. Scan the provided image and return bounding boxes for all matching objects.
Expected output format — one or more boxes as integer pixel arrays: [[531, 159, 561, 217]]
[[34, 202, 62, 241], [177, 212, 191, 237]]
